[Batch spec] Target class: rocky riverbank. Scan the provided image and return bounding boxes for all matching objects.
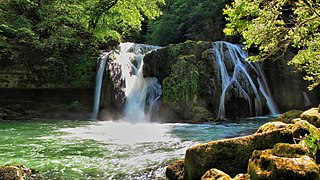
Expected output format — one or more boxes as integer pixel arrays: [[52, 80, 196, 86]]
[[166, 106, 320, 179]]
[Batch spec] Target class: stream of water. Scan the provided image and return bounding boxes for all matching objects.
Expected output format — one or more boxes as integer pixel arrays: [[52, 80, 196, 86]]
[[0, 118, 271, 179]]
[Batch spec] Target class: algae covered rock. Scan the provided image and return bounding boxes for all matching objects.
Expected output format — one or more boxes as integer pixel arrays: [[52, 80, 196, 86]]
[[201, 168, 231, 180], [301, 108, 320, 127], [166, 159, 184, 180], [271, 110, 303, 124], [0, 164, 35, 180], [255, 122, 288, 133], [184, 129, 293, 179], [248, 144, 320, 180]]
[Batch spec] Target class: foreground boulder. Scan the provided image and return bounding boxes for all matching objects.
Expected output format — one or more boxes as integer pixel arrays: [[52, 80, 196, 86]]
[[166, 159, 185, 180], [184, 129, 293, 179], [301, 108, 320, 127], [248, 143, 319, 179]]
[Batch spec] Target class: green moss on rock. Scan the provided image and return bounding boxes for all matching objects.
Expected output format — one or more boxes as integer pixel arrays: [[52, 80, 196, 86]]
[[248, 146, 320, 180], [301, 108, 320, 127], [166, 159, 185, 180], [184, 129, 294, 179], [256, 122, 289, 134], [271, 110, 303, 124]]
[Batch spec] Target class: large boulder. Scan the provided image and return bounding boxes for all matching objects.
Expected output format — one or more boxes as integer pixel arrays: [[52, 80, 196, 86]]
[[184, 129, 294, 179], [248, 143, 320, 180], [270, 110, 303, 124]]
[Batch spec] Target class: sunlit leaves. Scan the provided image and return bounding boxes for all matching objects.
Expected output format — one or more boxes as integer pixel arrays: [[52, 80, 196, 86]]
[[224, 0, 320, 89]]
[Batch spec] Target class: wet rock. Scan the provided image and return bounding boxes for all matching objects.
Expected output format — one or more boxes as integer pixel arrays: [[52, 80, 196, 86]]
[[201, 168, 231, 180], [166, 159, 184, 180], [248, 144, 320, 180], [0, 164, 35, 180], [232, 173, 250, 180], [271, 110, 303, 124], [184, 129, 294, 179], [300, 108, 320, 128]]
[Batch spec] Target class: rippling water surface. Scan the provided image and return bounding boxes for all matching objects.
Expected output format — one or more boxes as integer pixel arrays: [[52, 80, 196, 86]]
[[0, 118, 271, 179]]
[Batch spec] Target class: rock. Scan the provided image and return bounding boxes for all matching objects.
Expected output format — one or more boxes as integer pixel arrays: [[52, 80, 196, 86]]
[[0, 164, 35, 180], [290, 120, 320, 140], [166, 159, 184, 180], [248, 144, 320, 180], [184, 129, 294, 179], [300, 108, 320, 128], [271, 110, 303, 124], [232, 173, 250, 180], [201, 168, 231, 180], [256, 122, 288, 133]]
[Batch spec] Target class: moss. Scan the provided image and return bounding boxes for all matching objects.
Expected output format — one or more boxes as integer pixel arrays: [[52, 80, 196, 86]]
[[273, 143, 308, 158], [166, 159, 184, 180], [248, 147, 320, 180], [271, 110, 303, 124], [300, 108, 320, 128], [184, 129, 293, 179], [256, 122, 288, 134]]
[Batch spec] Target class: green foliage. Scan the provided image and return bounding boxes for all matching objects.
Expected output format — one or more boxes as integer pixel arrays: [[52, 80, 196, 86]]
[[0, 0, 164, 87], [68, 100, 83, 112], [303, 133, 320, 157], [148, 0, 231, 46], [224, 0, 320, 89]]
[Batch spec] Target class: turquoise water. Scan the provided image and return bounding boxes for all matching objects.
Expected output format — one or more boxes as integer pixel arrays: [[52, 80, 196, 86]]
[[0, 118, 270, 179]]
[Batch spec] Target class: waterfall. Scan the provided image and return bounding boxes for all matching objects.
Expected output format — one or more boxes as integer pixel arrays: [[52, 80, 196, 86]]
[[115, 43, 161, 122], [91, 53, 109, 120], [212, 41, 278, 118], [92, 43, 161, 122]]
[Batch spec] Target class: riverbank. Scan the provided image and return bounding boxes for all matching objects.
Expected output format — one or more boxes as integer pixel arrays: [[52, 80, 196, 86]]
[[0, 88, 94, 120]]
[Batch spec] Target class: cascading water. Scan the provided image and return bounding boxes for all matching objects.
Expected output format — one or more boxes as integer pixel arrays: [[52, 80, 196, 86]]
[[91, 53, 110, 120], [212, 41, 278, 118], [92, 43, 161, 121]]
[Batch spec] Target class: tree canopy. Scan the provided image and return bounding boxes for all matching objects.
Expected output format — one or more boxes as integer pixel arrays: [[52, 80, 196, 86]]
[[0, 0, 164, 87], [224, 0, 320, 89], [148, 0, 231, 46]]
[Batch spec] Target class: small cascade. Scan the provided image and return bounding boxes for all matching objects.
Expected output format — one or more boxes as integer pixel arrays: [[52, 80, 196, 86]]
[[303, 92, 311, 107], [91, 53, 109, 120], [114, 43, 161, 122], [92, 43, 161, 122], [212, 41, 278, 118]]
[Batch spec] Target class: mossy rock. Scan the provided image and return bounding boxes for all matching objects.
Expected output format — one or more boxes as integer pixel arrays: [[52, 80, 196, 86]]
[[166, 159, 184, 180], [273, 143, 309, 158], [192, 106, 213, 121], [256, 122, 289, 134], [0, 164, 35, 180], [184, 129, 294, 179], [201, 168, 231, 180], [300, 108, 320, 128], [271, 110, 303, 124], [248, 146, 320, 180]]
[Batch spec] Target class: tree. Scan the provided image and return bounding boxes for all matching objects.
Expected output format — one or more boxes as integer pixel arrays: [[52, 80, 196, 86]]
[[148, 0, 231, 46], [224, 0, 320, 89]]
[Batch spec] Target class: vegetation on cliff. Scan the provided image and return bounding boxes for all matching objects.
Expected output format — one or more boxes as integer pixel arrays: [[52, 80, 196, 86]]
[[224, 0, 320, 89]]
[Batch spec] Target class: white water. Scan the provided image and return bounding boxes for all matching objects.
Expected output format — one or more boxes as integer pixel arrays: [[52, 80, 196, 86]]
[[213, 41, 278, 118], [91, 53, 109, 120], [114, 43, 161, 122]]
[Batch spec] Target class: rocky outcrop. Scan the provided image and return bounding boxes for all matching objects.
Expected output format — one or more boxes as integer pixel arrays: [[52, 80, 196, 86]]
[[166, 107, 320, 180], [301, 108, 320, 127], [184, 128, 293, 179], [248, 144, 319, 180], [143, 41, 275, 121], [270, 109, 303, 124]]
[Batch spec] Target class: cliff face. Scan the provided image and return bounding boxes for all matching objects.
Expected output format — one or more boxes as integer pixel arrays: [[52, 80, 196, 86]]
[[142, 41, 319, 121], [262, 52, 320, 112]]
